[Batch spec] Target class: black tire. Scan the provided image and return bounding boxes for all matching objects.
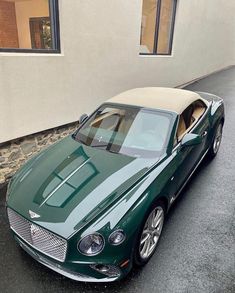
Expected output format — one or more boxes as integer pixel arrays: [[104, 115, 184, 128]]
[[207, 122, 223, 159], [134, 200, 166, 266]]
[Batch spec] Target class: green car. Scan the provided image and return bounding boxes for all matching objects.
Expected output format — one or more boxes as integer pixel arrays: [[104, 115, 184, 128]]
[[6, 87, 224, 282]]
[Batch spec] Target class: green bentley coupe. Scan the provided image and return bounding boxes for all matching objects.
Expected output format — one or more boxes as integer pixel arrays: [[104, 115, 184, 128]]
[[6, 87, 224, 282]]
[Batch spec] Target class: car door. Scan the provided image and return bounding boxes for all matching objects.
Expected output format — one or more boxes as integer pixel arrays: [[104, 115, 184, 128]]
[[166, 100, 210, 201]]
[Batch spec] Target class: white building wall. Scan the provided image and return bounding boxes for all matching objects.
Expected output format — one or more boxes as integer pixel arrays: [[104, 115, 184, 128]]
[[0, 0, 234, 143]]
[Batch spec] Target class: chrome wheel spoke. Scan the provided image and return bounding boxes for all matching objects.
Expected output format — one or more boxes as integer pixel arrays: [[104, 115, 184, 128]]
[[152, 229, 160, 238], [140, 232, 151, 245], [142, 237, 151, 258], [147, 211, 155, 229], [148, 239, 155, 255], [153, 210, 163, 228]]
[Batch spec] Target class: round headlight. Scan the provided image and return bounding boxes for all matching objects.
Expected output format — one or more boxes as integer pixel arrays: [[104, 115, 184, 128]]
[[108, 230, 125, 246], [78, 233, 104, 256]]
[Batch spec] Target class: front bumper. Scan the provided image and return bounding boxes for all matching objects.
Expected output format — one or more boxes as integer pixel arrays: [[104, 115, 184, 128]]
[[15, 235, 126, 282]]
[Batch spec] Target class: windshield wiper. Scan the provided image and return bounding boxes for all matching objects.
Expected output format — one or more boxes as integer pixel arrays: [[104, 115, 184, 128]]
[[90, 144, 108, 148], [73, 136, 89, 146], [90, 144, 118, 154]]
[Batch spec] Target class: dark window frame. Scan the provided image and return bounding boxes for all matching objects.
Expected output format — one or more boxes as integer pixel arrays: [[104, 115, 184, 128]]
[[0, 0, 60, 54], [140, 0, 177, 56]]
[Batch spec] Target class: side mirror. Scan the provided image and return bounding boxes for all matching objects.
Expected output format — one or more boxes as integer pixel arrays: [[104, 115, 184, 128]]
[[181, 133, 202, 148], [79, 113, 88, 124]]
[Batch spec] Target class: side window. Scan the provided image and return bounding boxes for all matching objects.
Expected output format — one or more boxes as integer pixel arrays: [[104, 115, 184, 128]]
[[175, 100, 207, 145], [192, 100, 206, 121]]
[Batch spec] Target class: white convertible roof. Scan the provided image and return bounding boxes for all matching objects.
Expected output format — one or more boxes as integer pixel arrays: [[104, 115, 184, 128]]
[[107, 87, 208, 114]]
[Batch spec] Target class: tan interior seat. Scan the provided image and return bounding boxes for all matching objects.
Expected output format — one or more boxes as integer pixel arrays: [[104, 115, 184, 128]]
[[177, 116, 186, 140], [192, 106, 205, 120], [175, 101, 206, 144]]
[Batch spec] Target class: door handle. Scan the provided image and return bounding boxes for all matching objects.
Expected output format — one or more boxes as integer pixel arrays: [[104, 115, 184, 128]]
[[201, 131, 207, 138]]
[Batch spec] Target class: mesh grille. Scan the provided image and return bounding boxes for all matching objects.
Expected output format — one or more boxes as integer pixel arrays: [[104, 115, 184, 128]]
[[7, 208, 67, 262]]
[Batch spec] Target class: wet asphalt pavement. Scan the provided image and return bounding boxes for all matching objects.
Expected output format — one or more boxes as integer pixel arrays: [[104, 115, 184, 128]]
[[0, 67, 235, 293]]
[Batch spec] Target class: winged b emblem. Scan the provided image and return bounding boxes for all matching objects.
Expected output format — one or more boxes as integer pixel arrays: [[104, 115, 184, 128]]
[[29, 210, 40, 219]]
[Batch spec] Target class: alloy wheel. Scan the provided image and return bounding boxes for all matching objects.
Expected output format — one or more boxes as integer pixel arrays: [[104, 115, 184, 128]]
[[213, 124, 223, 154], [139, 206, 164, 259]]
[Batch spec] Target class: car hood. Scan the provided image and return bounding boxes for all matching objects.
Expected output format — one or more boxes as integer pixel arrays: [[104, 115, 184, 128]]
[[8, 136, 157, 239]]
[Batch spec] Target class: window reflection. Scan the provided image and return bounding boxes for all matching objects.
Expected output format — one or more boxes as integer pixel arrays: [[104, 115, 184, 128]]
[[140, 0, 158, 54], [140, 0, 177, 55], [75, 106, 172, 158], [0, 0, 59, 51], [34, 147, 98, 208]]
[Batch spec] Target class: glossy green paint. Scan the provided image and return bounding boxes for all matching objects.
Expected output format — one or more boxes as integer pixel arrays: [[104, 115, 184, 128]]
[[8, 136, 153, 238], [181, 133, 202, 147], [6, 93, 224, 281]]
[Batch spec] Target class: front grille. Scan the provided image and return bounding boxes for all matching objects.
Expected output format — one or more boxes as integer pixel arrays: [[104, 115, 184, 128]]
[[7, 208, 67, 262]]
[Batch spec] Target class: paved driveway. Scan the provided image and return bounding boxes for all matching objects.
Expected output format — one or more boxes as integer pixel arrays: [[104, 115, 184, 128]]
[[0, 67, 234, 293]]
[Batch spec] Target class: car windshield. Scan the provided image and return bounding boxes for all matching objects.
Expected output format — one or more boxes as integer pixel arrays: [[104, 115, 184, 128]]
[[74, 105, 172, 158]]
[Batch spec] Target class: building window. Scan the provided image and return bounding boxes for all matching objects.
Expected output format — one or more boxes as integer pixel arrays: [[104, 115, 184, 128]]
[[140, 0, 177, 55], [0, 0, 60, 53]]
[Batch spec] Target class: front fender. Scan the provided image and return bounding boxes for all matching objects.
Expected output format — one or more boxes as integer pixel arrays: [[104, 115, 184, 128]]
[[69, 156, 172, 264]]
